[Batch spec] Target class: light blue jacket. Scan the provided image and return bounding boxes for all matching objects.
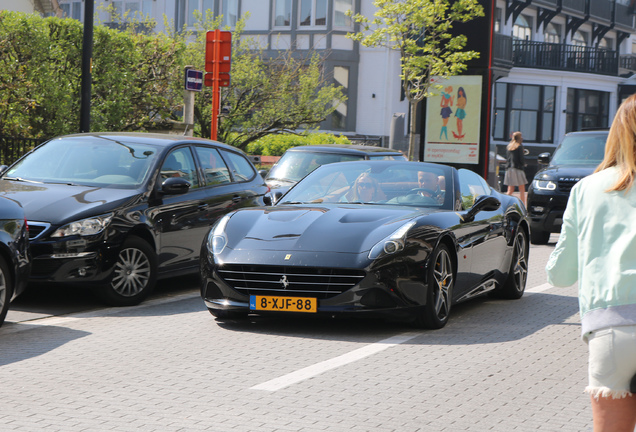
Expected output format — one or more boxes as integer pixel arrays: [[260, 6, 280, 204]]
[[546, 166, 636, 338]]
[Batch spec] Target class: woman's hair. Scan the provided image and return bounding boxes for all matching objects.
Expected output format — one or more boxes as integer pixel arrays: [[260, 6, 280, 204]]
[[344, 172, 384, 202], [507, 131, 522, 151], [457, 87, 466, 99], [595, 93, 636, 192]]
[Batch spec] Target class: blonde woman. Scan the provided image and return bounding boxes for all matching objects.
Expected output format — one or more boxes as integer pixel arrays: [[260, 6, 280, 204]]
[[546, 94, 636, 431], [503, 131, 528, 206], [342, 172, 385, 203]]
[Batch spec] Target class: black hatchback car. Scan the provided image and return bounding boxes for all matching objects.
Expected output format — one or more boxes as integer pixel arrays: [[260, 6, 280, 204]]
[[265, 144, 407, 194], [0, 132, 268, 306], [0, 196, 31, 326], [527, 130, 608, 244]]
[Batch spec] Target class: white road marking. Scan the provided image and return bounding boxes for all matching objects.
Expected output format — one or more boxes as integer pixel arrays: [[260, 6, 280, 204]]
[[251, 332, 420, 391]]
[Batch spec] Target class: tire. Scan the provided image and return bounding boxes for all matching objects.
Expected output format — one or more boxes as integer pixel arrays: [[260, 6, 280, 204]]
[[0, 256, 12, 327], [208, 308, 248, 320], [530, 228, 550, 245], [499, 229, 529, 299], [96, 236, 157, 306], [413, 243, 454, 329]]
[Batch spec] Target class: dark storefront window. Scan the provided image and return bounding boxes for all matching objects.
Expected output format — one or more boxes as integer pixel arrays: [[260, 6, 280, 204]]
[[565, 88, 609, 132], [493, 83, 555, 143]]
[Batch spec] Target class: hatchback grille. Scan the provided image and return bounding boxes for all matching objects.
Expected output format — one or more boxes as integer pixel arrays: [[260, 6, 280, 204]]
[[558, 180, 578, 193], [27, 222, 51, 240], [217, 265, 366, 299]]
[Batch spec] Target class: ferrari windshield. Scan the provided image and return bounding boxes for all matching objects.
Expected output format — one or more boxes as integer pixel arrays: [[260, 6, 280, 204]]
[[279, 161, 454, 209], [4, 136, 159, 188]]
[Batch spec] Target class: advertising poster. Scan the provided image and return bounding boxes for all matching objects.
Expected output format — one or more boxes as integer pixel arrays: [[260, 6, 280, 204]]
[[424, 75, 482, 164]]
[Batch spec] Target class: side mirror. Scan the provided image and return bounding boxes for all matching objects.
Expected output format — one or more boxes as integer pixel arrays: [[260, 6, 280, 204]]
[[161, 177, 191, 195], [263, 191, 283, 206], [462, 195, 501, 223], [258, 169, 269, 178], [537, 152, 551, 165], [0, 165, 8, 176]]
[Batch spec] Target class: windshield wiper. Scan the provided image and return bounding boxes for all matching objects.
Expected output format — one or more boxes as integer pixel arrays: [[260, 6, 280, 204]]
[[3, 177, 43, 184], [279, 201, 304, 205], [267, 177, 295, 183]]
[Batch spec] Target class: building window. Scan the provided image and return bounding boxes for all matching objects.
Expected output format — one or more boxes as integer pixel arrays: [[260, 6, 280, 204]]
[[176, 0, 216, 29], [493, 83, 555, 143], [60, 1, 82, 20], [494, 8, 502, 33], [513, 15, 532, 40], [273, 0, 291, 27], [111, 1, 154, 21], [332, 66, 349, 129], [544, 23, 560, 44], [565, 88, 609, 133], [221, 0, 239, 28], [572, 30, 587, 47], [334, 0, 353, 28], [299, 0, 327, 27]]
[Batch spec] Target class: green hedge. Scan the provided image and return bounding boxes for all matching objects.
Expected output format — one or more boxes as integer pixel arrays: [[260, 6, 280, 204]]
[[246, 133, 351, 156]]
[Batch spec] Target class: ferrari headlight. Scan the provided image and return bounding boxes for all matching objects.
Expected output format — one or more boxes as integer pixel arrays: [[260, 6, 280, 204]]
[[51, 213, 113, 238], [533, 179, 556, 191], [368, 221, 416, 260], [207, 214, 231, 254]]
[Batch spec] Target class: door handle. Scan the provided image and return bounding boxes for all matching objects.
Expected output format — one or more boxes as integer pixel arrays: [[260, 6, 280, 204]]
[[197, 203, 208, 211], [232, 195, 242, 203]]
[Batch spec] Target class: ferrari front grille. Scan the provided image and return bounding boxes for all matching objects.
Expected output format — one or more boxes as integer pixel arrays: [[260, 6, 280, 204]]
[[217, 265, 366, 299]]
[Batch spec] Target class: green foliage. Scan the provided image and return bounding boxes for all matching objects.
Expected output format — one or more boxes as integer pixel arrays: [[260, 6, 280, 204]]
[[347, 0, 484, 159], [246, 133, 352, 156], [0, 11, 184, 138], [179, 14, 347, 151]]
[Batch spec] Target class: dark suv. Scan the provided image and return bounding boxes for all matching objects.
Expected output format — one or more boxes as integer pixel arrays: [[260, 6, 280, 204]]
[[527, 130, 608, 244]]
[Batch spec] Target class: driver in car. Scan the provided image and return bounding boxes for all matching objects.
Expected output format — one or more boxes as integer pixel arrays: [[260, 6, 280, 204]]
[[417, 171, 444, 203]]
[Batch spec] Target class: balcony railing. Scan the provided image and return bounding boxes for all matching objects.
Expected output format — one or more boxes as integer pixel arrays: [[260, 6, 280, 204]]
[[493, 33, 513, 69], [620, 55, 636, 72], [513, 40, 618, 75]]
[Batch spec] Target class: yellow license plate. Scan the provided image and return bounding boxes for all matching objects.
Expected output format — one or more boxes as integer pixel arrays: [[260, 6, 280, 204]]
[[250, 295, 317, 313]]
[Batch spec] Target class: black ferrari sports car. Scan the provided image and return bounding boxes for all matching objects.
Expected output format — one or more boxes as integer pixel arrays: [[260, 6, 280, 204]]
[[200, 160, 529, 329]]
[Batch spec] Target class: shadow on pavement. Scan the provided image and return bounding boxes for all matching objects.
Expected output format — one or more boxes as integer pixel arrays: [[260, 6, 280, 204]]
[[212, 291, 580, 346]]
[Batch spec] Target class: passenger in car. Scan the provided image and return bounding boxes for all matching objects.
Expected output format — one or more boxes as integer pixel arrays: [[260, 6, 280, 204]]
[[342, 172, 385, 203]]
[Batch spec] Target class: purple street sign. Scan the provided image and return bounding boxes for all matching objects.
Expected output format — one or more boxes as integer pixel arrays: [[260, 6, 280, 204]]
[[185, 68, 203, 92]]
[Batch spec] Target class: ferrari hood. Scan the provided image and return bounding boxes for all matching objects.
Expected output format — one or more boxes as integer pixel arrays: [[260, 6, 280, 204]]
[[224, 205, 428, 253]]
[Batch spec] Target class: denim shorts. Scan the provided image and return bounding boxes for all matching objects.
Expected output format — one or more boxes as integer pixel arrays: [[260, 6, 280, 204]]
[[585, 325, 636, 399]]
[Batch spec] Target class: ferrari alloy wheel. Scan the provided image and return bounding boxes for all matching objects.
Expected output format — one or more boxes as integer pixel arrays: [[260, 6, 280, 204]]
[[0, 256, 12, 327], [415, 243, 454, 329], [97, 236, 157, 306], [499, 229, 528, 299]]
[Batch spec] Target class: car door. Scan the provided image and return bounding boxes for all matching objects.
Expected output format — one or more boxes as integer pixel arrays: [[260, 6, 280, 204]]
[[152, 146, 211, 272], [217, 147, 267, 211], [456, 169, 507, 287]]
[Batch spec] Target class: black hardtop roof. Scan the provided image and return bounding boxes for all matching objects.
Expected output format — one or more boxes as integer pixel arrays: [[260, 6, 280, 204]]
[[286, 144, 404, 155], [52, 132, 242, 153], [565, 129, 609, 136]]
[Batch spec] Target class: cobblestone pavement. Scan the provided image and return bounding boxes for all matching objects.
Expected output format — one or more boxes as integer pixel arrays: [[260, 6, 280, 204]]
[[0, 234, 593, 432]]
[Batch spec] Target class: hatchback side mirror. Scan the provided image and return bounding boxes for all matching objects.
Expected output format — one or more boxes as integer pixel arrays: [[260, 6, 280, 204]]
[[161, 177, 191, 195], [263, 191, 283, 206]]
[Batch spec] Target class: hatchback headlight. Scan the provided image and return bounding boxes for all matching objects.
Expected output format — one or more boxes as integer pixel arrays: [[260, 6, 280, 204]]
[[533, 179, 556, 191], [207, 214, 231, 255], [368, 221, 416, 260], [51, 213, 113, 238]]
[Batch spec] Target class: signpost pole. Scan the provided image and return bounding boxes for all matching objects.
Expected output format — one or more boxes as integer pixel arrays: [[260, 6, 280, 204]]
[[211, 29, 221, 141]]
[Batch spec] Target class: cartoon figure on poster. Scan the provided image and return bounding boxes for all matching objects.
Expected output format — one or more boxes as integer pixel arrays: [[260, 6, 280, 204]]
[[453, 87, 467, 139], [439, 86, 453, 140]]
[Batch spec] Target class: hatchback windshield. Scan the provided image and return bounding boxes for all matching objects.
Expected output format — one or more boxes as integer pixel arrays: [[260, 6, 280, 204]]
[[266, 151, 363, 183], [5, 137, 159, 188], [550, 133, 607, 166], [280, 161, 453, 209]]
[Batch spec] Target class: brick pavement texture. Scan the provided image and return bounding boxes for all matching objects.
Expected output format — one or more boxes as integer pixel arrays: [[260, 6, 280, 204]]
[[0, 239, 594, 432]]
